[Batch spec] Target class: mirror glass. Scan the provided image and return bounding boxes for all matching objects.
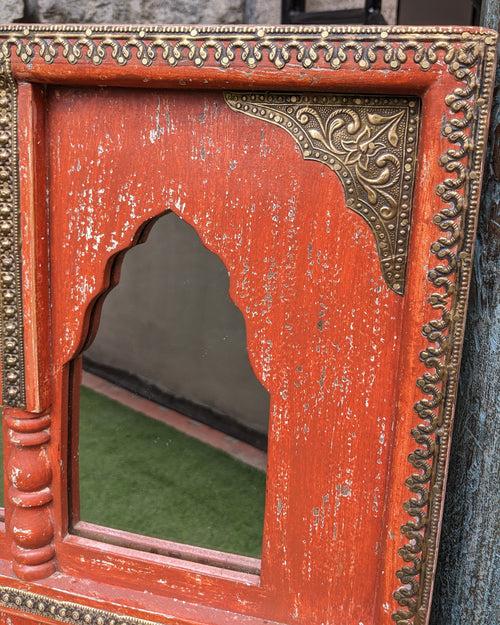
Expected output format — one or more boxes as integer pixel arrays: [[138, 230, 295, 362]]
[[73, 212, 269, 562]]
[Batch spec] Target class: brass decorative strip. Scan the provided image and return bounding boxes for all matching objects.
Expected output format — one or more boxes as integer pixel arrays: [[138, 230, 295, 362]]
[[0, 25, 495, 71], [393, 37, 497, 625], [0, 59, 24, 407], [224, 92, 420, 294], [0, 25, 496, 625], [0, 586, 160, 625]]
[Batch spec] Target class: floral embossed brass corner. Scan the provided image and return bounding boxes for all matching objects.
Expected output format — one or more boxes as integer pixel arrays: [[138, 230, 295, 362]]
[[224, 92, 421, 295]]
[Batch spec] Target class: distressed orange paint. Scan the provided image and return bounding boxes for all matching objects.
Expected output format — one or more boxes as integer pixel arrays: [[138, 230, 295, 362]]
[[0, 24, 495, 625], [48, 86, 401, 623]]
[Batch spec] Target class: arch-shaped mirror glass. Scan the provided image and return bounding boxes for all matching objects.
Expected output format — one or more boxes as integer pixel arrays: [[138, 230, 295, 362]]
[[71, 212, 269, 564]]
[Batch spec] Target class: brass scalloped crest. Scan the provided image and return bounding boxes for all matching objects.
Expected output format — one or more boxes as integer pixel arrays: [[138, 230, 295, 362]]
[[224, 91, 420, 294], [0, 24, 496, 625], [0, 24, 495, 73]]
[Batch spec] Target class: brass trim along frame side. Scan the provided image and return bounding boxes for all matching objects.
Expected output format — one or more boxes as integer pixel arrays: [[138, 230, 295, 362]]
[[0, 58, 24, 408], [0, 586, 160, 625], [395, 36, 497, 625]]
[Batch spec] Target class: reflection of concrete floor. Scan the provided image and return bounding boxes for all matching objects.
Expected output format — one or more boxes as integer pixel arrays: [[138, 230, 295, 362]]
[[82, 371, 267, 472]]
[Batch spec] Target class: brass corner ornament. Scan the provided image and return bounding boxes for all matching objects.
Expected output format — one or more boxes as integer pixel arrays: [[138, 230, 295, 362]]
[[225, 92, 420, 294]]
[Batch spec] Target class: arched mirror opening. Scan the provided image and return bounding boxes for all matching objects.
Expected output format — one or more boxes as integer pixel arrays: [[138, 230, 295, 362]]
[[70, 211, 269, 566]]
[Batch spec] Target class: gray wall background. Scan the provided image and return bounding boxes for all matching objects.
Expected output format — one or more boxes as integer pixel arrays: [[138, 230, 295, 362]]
[[0, 1, 399, 25], [430, 4, 499, 625]]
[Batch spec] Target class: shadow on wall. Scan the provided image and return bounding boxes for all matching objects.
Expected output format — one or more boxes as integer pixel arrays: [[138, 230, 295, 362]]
[[85, 211, 270, 448]]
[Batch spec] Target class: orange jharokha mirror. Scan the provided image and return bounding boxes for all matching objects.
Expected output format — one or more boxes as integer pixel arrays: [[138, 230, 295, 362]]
[[0, 23, 496, 625]]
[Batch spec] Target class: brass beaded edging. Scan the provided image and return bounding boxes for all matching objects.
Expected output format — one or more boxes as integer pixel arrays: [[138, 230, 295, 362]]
[[0, 24, 496, 625], [0, 59, 24, 408], [0, 586, 160, 625], [224, 91, 420, 294]]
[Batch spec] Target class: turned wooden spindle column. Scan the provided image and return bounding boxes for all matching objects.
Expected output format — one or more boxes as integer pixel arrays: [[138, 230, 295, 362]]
[[4, 407, 55, 579]]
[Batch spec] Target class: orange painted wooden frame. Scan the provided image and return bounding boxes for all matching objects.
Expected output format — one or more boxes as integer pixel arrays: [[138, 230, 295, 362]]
[[0, 23, 496, 625]]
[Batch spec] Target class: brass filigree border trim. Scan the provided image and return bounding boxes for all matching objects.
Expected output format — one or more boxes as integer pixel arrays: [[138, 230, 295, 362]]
[[393, 33, 497, 625], [0, 24, 496, 625], [224, 91, 420, 294], [0, 586, 159, 625], [0, 24, 496, 71], [0, 25, 496, 64]]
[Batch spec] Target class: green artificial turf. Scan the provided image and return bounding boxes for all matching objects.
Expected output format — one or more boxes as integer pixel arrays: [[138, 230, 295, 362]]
[[78, 386, 265, 557], [0, 388, 266, 558]]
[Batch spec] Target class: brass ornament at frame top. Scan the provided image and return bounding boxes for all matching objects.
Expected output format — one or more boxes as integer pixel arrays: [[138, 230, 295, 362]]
[[225, 91, 420, 294]]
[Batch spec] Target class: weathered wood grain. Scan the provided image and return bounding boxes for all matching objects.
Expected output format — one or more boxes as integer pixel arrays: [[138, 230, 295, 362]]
[[48, 86, 403, 624], [3, 83, 56, 581]]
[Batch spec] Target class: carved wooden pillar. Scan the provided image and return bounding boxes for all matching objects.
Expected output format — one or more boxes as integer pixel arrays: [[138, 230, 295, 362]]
[[1, 78, 55, 579], [4, 407, 55, 579]]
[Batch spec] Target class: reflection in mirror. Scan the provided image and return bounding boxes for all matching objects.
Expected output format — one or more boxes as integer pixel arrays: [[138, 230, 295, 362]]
[[72, 212, 269, 562]]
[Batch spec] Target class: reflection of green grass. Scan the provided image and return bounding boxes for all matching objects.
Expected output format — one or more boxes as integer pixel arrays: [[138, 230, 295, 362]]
[[78, 386, 265, 557], [0, 390, 266, 558]]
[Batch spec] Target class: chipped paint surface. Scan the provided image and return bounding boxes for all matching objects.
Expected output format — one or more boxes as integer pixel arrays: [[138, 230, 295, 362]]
[[45, 88, 404, 625]]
